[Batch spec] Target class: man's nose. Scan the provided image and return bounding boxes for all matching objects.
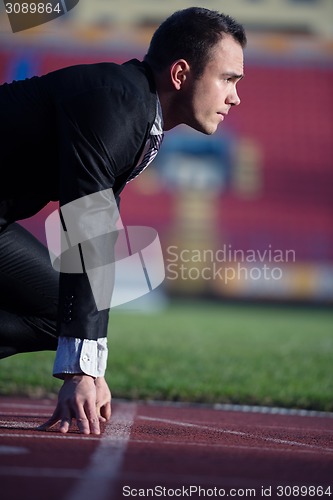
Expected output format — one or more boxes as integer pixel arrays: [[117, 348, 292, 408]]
[[227, 87, 241, 106]]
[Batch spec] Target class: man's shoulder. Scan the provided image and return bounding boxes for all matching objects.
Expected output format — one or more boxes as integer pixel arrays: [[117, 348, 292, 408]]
[[46, 59, 152, 92], [57, 58, 145, 81], [40, 59, 156, 109]]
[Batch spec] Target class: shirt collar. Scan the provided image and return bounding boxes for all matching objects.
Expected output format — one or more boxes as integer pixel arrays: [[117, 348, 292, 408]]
[[150, 94, 164, 135]]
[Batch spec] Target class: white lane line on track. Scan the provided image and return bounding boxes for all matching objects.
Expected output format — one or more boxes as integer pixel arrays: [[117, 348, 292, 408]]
[[0, 432, 329, 457], [174, 420, 333, 435], [0, 403, 55, 410], [0, 412, 52, 417], [1, 413, 331, 454], [0, 420, 42, 429], [127, 437, 333, 456], [0, 432, 101, 441], [138, 416, 333, 454], [212, 403, 333, 419], [0, 445, 29, 455], [65, 402, 136, 500], [0, 466, 84, 478], [0, 465, 259, 485]]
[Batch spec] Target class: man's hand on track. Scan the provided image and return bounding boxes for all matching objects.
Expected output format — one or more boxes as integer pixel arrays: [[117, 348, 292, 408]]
[[37, 375, 111, 435]]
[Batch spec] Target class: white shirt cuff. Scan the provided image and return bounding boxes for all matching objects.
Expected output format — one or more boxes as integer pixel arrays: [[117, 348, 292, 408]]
[[53, 337, 108, 379]]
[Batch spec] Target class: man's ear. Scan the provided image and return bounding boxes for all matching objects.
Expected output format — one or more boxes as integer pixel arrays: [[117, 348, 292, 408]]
[[170, 59, 190, 90]]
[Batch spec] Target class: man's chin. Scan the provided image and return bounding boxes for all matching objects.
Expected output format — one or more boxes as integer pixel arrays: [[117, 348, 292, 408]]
[[189, 122, 217, 136], [201, 126, 218, 136]]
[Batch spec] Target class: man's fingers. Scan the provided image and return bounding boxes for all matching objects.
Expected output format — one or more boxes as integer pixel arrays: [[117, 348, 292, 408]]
[[95, 378, 112, 424], [37, 375, 106, 435], [39, 406, 101, 435], [76, 417, 91, 435], [37, 403, 74, 434], [37, 417, 60, 431], [37, 407, 61, 431], [59, 417, 72, 434], [76, 404, 100, 435], [99, 402, 111, 422]]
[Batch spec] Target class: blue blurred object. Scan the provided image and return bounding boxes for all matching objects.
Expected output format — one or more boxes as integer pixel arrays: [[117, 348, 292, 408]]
[[156, 126, 235, 192], [6, 51, 40, 82]]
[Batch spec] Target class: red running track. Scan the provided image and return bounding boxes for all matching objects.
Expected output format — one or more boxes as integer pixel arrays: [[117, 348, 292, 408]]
[[0, 397, 332, 500]]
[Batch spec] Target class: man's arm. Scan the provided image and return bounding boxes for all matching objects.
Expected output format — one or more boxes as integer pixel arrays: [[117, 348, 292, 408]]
[[41, 91, 121, 433], [42, 78, 153, 434]]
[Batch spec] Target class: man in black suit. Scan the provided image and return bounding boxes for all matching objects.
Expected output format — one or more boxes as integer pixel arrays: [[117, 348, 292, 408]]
[[0, 7, 246, 434]]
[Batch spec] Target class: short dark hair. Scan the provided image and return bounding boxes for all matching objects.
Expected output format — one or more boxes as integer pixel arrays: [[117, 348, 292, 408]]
[[144, 7, 247, 78]]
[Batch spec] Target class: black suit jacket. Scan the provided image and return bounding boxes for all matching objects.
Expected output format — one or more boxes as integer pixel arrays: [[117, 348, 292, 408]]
[[0, 59, 158, 340]]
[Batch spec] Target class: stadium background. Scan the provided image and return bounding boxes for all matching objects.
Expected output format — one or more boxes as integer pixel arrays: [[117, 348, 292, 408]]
[[0, 0, 332, 306]]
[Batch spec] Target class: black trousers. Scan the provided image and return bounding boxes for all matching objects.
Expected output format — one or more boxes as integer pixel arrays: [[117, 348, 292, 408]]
[[0, 223, 59, 359]]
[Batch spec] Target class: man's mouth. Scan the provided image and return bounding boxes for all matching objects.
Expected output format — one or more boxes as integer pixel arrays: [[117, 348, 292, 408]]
[[217, 112, 226, 121]]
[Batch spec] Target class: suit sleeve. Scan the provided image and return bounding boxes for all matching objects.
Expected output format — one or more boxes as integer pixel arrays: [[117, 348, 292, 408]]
[[55, 87, 146, 340]]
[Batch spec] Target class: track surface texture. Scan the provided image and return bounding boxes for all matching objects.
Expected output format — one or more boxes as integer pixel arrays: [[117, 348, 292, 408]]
[[0, 397, 332, 500]]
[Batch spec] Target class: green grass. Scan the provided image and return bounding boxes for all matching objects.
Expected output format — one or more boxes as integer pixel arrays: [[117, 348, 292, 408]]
[[0, 301, 332, 411]]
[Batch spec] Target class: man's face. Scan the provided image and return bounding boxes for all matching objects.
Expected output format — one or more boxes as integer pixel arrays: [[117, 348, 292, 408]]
[[183, 35, 244, 135]]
